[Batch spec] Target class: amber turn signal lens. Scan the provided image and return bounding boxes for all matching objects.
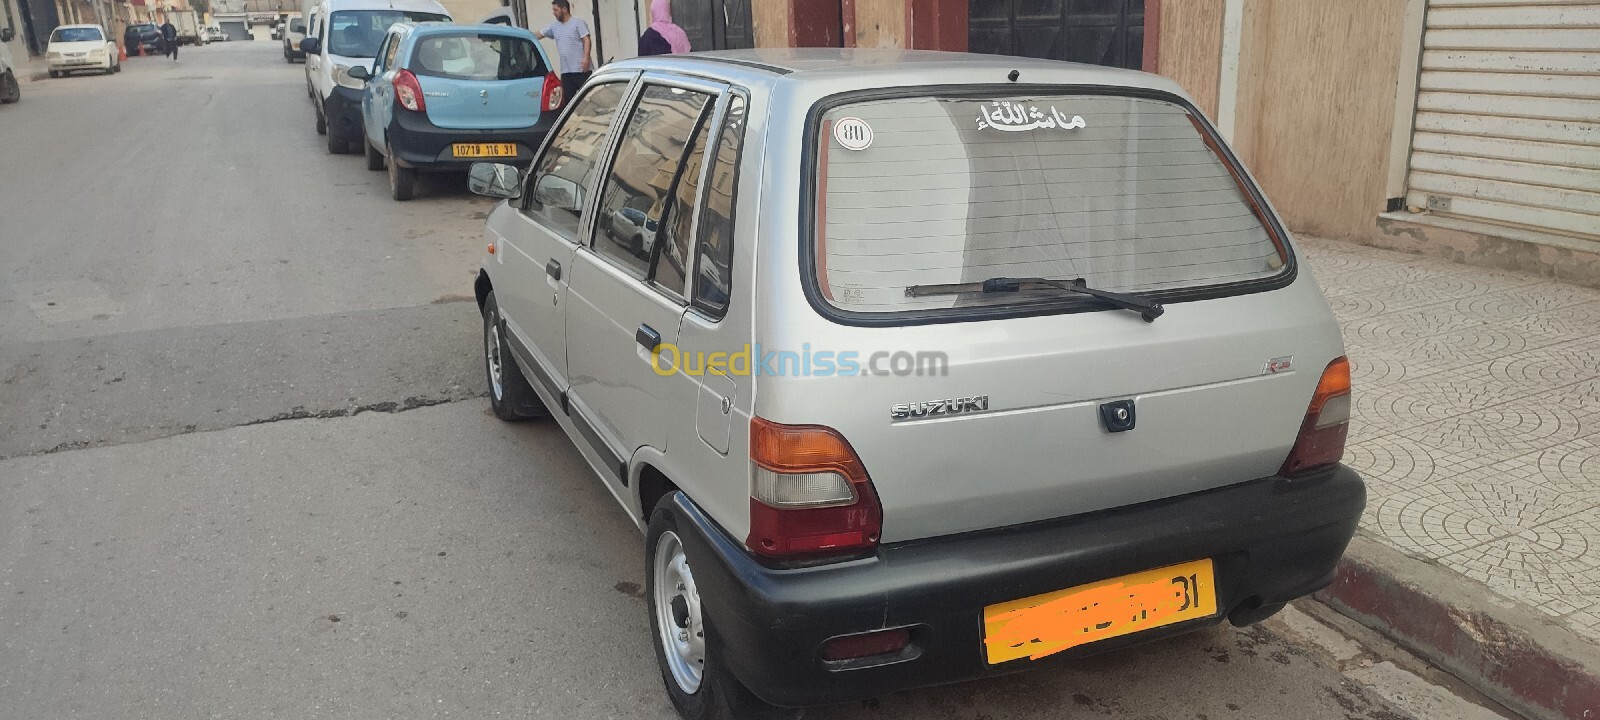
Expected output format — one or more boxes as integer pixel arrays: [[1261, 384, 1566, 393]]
[[487, 242, 496, 255]]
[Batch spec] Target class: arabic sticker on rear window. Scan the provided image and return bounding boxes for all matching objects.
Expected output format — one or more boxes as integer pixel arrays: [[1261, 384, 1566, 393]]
[[978, 101, 1086, 132], [833, 117, 873, 151]]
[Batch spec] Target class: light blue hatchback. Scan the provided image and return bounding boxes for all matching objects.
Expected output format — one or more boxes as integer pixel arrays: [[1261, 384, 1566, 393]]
[[351, 22, 561, 200]]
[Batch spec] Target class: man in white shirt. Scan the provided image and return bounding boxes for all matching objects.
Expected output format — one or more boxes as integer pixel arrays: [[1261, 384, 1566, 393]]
[[539, 0, 592, 109]]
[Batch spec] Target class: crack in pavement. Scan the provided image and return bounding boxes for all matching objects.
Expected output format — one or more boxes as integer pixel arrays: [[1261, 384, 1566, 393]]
[[1, 302, 488, 460]]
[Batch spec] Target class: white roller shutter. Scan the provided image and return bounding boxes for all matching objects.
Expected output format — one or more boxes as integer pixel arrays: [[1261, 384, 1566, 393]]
[[1405, 0, 1600, 240]]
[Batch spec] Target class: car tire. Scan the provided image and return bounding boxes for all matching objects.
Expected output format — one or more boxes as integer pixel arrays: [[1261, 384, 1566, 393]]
[[387, 141, 416, 201], [646, 498, 801, 720], [0, 70, 19, 103], [482, 291, 547, 421], [314, 104, 327, 136], [364, 136, 385, 171], [48, 70, 60, 79], [113, 61, 121, 73]]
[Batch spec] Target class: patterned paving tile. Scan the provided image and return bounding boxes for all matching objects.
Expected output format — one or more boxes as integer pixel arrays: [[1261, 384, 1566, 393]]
[[1355, 372, 1533, 430], [1364, 472, 1591, 558], [1487, 438, 1600, 496], [1343, 432, 1498, 489], [1376, 323, 1539, 375], [1341, 306, 1486, 350], [1346, 349, 1439, 388], [1481, 340, 1600, 391], [1437, 509, 1600, 617], [1457, 283, 1600, 324], [1397, 398, 1590, 458]]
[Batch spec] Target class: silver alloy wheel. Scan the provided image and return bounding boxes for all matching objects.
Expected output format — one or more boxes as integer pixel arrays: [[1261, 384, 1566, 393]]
[[653, 530, 706, 694], [485, 308, 504, 400]]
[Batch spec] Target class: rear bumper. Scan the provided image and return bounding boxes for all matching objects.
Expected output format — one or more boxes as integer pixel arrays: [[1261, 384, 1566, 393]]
[[673, 464, 1366, 708], [385, 107, 553, 172]]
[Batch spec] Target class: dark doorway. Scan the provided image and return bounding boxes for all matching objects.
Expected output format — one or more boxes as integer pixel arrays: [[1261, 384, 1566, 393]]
[[969, 0, 1144, 69], [15, 0, 54, 56], [668, 0, 752, 52]]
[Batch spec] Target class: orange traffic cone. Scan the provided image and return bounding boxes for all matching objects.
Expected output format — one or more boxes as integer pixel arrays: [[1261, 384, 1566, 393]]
[[118, 43, 128, 62]]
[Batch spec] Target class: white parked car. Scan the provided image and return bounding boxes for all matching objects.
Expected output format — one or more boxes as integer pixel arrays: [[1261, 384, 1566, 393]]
[[204, 26, 229, 42], [300, 0, 451, 154], [46, 24, 120, 77]]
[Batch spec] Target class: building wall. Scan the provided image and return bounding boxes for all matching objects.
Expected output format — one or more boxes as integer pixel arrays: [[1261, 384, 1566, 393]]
[[1227, 0, 1409, 241], [1154, 0, 1221, 119]]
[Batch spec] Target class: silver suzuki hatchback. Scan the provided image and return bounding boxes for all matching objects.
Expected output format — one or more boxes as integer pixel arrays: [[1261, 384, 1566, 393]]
[[469, 49, 1364, 720]]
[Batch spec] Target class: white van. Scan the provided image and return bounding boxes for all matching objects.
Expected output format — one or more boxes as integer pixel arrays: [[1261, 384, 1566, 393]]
[[300, 0, 451, 154]]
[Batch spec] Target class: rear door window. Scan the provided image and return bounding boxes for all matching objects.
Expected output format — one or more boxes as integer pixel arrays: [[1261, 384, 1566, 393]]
[[409, 33, 546, 80], [811, 92, 1288, 318], [592, 84, 714, 283], [692, 94, 745, 317]]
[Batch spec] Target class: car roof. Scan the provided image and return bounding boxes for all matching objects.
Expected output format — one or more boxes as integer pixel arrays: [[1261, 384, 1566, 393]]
[[605, 48, 1180, 96], [402, 21, 535, 39], [315, 0, 449, 13], [56, 24, 105, 30]]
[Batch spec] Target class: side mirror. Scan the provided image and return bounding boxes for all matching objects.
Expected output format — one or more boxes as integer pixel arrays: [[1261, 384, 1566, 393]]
[[532, 173, 581, 209], [346, 65, 371, 80], [469, 163, 523, 200], [1, 28, 14, 43], [299, 37, 320, 55]]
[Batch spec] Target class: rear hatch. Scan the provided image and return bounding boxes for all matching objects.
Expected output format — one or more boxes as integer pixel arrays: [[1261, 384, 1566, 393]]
[[779, 89, 1344, 543], [410, 30, 547, 130]]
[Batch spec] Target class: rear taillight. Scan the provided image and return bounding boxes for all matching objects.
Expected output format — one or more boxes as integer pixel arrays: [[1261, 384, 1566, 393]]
[[1279, 357, 1351, 475], [747, 418, 882, 559], [540, 72, 563, 112], [394, 69, 424, 112]]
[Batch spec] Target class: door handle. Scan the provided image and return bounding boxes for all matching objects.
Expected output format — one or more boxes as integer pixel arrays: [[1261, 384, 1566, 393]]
[[546, 259, 561, 280], [635, 324, 661, 352]]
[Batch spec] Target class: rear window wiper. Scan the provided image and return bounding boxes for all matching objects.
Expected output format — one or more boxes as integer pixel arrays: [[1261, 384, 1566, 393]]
[[906, 277, 1165, 322]]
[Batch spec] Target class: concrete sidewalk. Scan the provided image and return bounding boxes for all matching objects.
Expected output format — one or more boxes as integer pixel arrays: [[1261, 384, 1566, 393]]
[[1297, 236, 1600, 720]]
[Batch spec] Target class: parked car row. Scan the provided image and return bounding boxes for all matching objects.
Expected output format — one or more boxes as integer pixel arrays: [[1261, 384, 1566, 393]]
[[299, 0, 559, 200], [458, 46, 1367, 720]]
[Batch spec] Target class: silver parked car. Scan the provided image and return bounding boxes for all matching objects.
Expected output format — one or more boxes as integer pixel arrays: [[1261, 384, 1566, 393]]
[[468, 49, 1364, 719]]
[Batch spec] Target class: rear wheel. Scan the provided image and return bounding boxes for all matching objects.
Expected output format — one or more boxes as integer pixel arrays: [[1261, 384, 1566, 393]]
[[646, 499, 802, 720], [482, 291, 546, 421], [387, 141, 416, 201], [314, 105, 326, 135], [364, 136, 385, 171], [0, 70, 19, 103]]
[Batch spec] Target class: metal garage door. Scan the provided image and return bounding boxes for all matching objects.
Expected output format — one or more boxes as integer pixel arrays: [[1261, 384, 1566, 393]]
[[220, 21, 247, 41], [969, 0, 1144, 69], [1404, 0, 1600, 240]]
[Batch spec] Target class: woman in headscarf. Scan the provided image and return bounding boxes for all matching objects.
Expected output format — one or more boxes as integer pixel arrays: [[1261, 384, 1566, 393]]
[[638, 0, 690, 56]]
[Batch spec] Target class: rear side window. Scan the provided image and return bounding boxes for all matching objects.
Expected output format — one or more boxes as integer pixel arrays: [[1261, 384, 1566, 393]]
[[693, 94, 745, 317], [410, 33, 546, 80], [812, 93, 1288, 316]]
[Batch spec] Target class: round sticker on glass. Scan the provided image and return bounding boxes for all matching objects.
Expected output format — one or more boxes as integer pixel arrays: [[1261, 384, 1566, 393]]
[[833, 117, 873, 151]]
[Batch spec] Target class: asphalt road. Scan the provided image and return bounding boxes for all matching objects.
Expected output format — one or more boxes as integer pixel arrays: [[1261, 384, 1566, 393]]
[[0, 42, 1504, 720]]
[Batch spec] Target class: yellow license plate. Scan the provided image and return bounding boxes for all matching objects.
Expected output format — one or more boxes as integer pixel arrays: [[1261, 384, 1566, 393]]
[[452, 143, 517, 158], [983, 558, 1216, 664]]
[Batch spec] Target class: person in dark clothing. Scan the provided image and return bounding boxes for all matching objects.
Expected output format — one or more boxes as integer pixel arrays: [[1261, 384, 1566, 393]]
[[160, 21, 179, 60], [637, 0, 689, 56]]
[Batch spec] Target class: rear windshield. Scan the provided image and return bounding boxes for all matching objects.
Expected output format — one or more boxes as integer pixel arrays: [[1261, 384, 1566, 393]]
[[410, 33, 545, 80], [52, 27, 103, 42], [813, 93, 1287, 316], [328, 11, 448, 57]]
